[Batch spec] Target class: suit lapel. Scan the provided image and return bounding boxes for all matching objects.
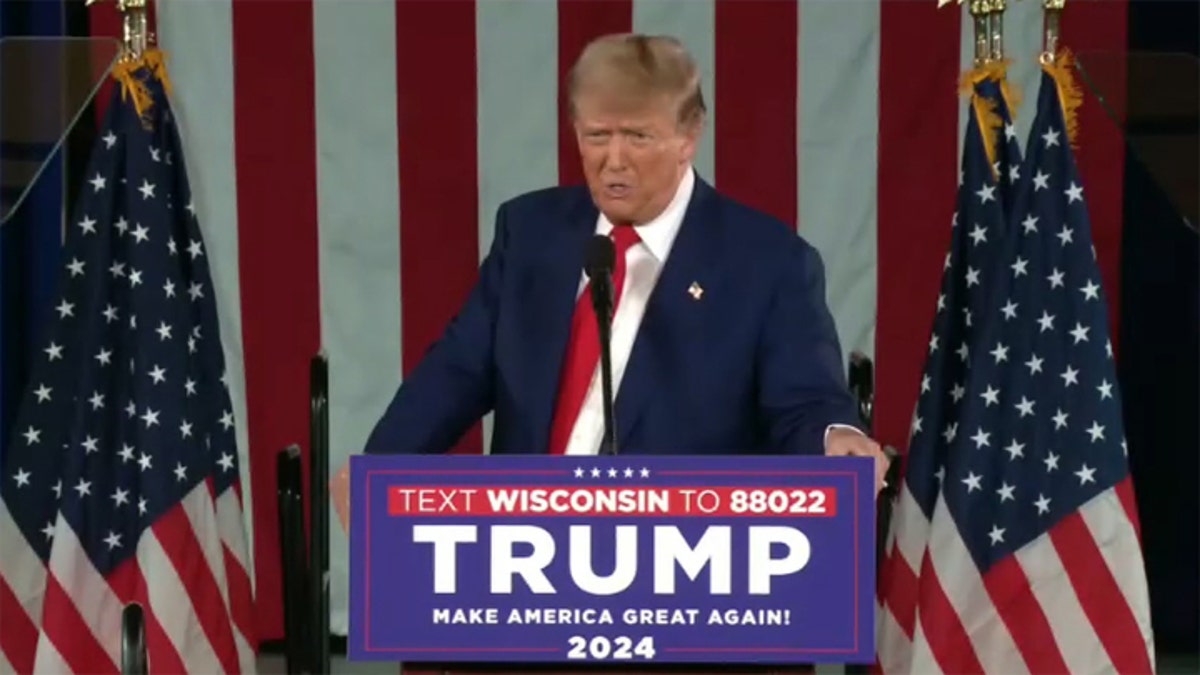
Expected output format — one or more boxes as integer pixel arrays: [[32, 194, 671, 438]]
[[615, 178, 722, 450], [525, 190, 597, 451]]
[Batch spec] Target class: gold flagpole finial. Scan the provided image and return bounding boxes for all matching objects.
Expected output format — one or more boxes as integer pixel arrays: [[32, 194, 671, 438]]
[[1041, 0, 1066, 64], [988, 0, 1008, 63], [969, 0, 992, 66], [85, 0, 153, 61]]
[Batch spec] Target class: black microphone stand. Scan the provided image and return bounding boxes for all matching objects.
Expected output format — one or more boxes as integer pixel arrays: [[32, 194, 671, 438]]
[[585, 234, 620, 456], [595, 284, 618, 456]]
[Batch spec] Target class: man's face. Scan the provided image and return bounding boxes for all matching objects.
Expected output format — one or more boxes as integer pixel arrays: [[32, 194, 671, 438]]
[[572, 91, 698, 225]]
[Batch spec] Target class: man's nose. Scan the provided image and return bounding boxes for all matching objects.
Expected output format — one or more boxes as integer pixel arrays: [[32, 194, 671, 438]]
[[602, 137, 628, 170]]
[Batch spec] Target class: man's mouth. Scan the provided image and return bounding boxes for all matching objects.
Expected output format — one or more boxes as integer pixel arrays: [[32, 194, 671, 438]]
[[604, 182, 631, 198]]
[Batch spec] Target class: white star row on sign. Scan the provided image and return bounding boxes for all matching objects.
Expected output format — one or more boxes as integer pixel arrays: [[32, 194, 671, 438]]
[[573, 467, 652, 478]]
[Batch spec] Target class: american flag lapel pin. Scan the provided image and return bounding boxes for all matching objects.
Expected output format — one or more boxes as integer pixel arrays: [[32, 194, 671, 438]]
[[688, 281, 704, 300]]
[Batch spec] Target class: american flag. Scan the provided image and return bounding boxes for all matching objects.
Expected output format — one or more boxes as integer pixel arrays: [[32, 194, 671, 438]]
[[875, 68, 1021, 672], [0, 58, 256, 674], [876, 63, 1155, 673]]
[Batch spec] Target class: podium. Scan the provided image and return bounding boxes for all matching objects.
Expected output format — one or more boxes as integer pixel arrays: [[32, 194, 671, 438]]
[[347, 453, 876, 675]]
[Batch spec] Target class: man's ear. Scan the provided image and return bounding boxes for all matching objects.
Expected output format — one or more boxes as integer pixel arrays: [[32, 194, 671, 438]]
[[678, 121, 702, 164]]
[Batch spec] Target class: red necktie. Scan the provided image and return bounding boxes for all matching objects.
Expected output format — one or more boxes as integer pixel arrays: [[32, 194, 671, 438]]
[[548, 225, 641, 454]]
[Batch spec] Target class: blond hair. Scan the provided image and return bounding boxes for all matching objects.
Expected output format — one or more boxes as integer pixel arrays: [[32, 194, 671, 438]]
[[567, 33, 706, 130]]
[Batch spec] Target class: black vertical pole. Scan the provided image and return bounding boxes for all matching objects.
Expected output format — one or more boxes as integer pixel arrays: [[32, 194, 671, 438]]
[[845, 352, 900, 674], [309, 352, 330, 675], [276, 444, 308, 674], [120, 603, 147, 675]]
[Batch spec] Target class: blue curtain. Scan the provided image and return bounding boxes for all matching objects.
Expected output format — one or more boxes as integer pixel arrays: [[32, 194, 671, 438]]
[[0, 0, 67, 466]]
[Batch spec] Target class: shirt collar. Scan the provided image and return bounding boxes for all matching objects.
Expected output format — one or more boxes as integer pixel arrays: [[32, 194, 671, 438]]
[[597, 167, 695, 263]]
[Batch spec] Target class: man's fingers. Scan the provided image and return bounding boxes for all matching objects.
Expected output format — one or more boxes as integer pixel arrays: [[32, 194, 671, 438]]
[[824, 433, 890, 494]]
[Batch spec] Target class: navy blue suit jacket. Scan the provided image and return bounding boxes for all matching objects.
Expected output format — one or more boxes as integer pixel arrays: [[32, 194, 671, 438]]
[[363, 176, 861, 456]]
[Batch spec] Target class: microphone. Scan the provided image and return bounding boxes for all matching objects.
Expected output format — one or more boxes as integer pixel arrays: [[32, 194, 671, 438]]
[[584, 235, 618, 455]]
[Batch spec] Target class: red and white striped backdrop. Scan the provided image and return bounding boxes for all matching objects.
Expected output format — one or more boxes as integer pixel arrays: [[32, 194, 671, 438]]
[[86, 0, 1129, 642]]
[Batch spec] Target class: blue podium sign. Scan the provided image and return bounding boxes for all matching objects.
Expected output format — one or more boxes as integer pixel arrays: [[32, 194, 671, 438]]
[[349, 454, 875, 665]]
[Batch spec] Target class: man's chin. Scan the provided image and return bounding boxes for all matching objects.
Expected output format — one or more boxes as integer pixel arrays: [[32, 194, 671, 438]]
[[595, 200, 638, 225]]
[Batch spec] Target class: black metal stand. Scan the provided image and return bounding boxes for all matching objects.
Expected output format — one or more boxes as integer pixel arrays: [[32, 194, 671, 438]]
[[844, 351, 901, 675], [120, 603, 147, 675], [309, 353, 331, 675], [276, 444, 308, 674], [596, 303, 617, 455]]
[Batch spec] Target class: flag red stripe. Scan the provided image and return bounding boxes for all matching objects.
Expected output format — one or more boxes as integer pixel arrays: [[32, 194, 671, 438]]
[[1051, 511, 1153, 673], [981, 554, 1070, 673], [556, 0, 633, 188], [0, 577, 37, 674], [212, 482, 256, 646], [222, 544, 256, 647], [40, 572, 117, 674], [714, 0, 798, 229], [916, 552, 985, 674], [554, 0, 633, 186], [1061, 0, 1128, 346], [106, 558, 188, 675], [394, 0, 483, 455], [230, 0, 321, 640], [1115, 476, 1142, 542], [874, 1, 961, 451], [880, 547, 919, 639], [152, 508, 241, 674]]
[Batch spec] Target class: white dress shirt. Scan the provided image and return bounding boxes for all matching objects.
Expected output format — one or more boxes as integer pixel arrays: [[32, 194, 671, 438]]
[[562, 169, 695, 455], [560, 168, 859, 455]]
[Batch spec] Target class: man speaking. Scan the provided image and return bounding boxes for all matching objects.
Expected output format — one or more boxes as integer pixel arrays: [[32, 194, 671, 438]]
[[337, 32, 889, 675], [357, 33, 889, 483]]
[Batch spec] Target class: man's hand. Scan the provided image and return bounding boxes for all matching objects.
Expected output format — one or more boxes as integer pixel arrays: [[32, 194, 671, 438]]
[[331, 460, 350, 533], [824, 426, 890, 495]]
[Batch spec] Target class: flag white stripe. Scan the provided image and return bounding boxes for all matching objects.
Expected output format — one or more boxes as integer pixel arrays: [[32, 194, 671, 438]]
[[39, 513, 123, 670], [138, 528, 223, 674], [1078, 489, 1156, 660], [477, 0, 561, 264], [28, 634, 67, 675], [178, 484, 252, 672], [215, 490, 250, 574], [1013, 528, 1111, 674], [876, 598, 912, 674], [907, 617, 947, 675], [214, 491, 255, 669], [632, 0, 716, 183], [155, 0, 254, 588], [476, 0, 561, 454], [797, 0, 880, 363], [0, 501, 47, 638], [926, 502, 1027, 674], [892, 484, 929, 573], [1003, 0, 1045, 146], [312, 0, 403, 636]]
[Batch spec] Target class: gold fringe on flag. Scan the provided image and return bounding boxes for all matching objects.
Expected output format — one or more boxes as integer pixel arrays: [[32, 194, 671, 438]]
[[959, 59, 1022, 178], [1041, 48, 1084, 147], [109, 47, 174, 128]]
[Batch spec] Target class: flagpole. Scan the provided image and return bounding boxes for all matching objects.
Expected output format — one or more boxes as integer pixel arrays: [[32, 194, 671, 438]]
[[970, 0, 992, 66], [987, 0, 1008, 63], [85, 0, 153, 61], [1041, 0, 1066, 64]]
